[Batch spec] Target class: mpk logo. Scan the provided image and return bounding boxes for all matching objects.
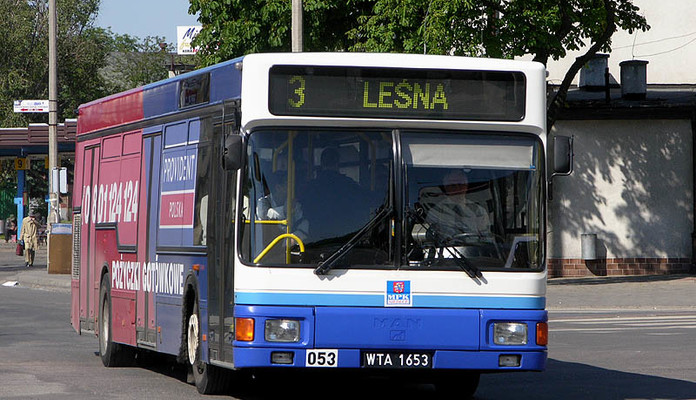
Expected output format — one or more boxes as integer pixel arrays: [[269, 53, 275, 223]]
[[393, 281, 405, 294]]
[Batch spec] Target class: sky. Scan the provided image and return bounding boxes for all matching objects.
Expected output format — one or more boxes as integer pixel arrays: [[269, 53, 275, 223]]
[[96, 0, 199, 45]]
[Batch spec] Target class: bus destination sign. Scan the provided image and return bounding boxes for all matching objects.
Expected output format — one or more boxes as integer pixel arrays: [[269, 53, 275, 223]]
[[268, 65, 526, 121]]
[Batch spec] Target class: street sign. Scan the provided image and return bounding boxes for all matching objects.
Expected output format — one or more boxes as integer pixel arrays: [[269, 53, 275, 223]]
[[13, 100, 49, 113], [15, 158, 29, 170], [51, 167, 68, 194]]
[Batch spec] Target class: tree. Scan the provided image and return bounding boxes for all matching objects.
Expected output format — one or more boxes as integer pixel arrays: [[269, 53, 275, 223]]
[[0, 1, 173, 217], [0, 0, 115, 126], [188, 0, 648, 129], [188, 0, 373, 66], [101, 34, 175, 93]]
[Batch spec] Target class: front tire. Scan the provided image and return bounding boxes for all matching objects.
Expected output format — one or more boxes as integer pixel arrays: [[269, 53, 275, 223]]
[[187, 298, 226, 394], [98, 275, 133, 367]]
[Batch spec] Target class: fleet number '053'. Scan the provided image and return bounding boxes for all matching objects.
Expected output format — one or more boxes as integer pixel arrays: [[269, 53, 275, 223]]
[[305, 349, 338, 367]]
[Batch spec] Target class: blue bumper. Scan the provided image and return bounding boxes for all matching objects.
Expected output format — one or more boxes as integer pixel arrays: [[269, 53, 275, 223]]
[[232, 305, 547, 371]]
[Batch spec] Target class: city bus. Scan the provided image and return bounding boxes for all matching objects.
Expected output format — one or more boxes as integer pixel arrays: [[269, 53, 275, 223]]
[[71, 52, 568, 397]]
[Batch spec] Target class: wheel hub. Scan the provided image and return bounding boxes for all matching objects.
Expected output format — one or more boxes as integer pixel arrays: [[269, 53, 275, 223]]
[[187, 313, 199, 365]]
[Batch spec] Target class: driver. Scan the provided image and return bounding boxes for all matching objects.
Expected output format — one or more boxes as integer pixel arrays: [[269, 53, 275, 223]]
[[424, 169, 492, 240], [257, 172, 309, 240]]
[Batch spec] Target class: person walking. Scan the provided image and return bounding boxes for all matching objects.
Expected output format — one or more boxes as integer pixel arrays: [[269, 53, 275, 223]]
[[19, 212, 40, 267]]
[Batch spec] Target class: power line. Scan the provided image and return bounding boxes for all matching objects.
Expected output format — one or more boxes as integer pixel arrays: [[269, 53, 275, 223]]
[[634, 36, 696, 57], [613, 30, 696, 50]]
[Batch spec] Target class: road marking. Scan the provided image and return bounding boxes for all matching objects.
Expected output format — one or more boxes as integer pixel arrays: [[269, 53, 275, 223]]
[[551, 314, 696, 333], [552, 325, 696, 332], [552, 315, 696, 323]]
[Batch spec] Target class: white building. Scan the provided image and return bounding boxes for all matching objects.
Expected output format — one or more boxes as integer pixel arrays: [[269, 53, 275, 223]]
[[540, 1, 696, 277], [544, 0, 696, 85]]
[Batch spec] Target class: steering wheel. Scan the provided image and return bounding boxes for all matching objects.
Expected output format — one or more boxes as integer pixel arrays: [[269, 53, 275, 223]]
[[451, 232, 481, 244]]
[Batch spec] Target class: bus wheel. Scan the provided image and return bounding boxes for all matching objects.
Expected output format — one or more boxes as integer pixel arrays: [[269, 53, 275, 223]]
[[434, 371, 480, 399], [187, 299, 225, 394], [98, 275, 133, 367]]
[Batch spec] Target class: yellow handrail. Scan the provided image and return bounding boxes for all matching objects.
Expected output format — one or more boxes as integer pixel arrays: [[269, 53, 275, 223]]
[[246, 219, 288, 225], [254, 233, 305, 264]]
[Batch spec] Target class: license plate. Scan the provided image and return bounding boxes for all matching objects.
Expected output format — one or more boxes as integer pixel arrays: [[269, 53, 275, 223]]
[[362, 351, 433, 369], [306, 349, 338, 367]]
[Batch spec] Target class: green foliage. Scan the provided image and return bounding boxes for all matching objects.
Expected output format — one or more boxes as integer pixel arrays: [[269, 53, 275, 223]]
[[0, 160, 15, 192], [348, 0, 648, 63], [101, 34, 174, 93], [189, 0, 373, 65], [0, 1, 173, 217], [0, 0, 178, 127], [0, 0, 111, 125], [188, 0, 648, 67]]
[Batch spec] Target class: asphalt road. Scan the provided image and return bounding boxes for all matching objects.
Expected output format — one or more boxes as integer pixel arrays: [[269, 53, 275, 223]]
[[2, 283, 696, 399], [2, 242, 695, 399]]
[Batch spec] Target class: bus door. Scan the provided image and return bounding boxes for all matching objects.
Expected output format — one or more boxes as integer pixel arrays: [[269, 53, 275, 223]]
[[140, 128, 163, 347], [206, 119, 238, 364], [76, 145, 99, 333]]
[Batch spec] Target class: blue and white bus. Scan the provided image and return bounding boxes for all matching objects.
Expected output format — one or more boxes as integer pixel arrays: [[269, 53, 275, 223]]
[[73, 52, 565, 397]]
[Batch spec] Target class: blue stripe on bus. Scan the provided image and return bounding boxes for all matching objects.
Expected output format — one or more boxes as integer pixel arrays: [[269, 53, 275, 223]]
[[234, 292, 545, 309]]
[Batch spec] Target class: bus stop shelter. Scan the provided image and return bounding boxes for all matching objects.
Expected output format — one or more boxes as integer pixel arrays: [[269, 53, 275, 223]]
[[0, 120, 76, 235]]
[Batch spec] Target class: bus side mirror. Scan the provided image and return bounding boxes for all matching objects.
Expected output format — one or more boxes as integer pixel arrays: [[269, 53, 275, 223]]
[[223, 135, 243, 170], [552, 135, 573, 176]]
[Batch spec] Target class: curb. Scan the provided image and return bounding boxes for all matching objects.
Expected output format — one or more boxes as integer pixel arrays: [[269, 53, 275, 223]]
[[10, 270, 71, 293]]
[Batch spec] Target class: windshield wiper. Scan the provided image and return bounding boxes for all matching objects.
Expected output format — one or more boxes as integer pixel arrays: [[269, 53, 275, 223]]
[[406, 206, 482, 280], [314, 205, 393, 276]]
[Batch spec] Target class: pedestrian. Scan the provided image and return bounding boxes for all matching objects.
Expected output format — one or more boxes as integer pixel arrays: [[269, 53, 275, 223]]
[[4, 215, 17, 242], [19, 212, 41, 267]]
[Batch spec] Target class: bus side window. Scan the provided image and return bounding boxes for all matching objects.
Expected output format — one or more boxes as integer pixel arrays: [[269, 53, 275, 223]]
[[193, 120, 213, 246]]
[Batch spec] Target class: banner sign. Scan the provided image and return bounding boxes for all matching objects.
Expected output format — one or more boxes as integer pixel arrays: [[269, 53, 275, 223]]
[[177, 26, 202, 55]]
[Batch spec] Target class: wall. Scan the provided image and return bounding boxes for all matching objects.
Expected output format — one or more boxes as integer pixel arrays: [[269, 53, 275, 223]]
[[520, 1, 696, 85], [548, 119, 694, 276]]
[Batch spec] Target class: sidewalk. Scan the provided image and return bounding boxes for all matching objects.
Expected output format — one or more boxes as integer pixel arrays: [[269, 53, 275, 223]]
[[1, 241, 695, 309], [547, 274, 696, 311], [0, 241, 70, 292]]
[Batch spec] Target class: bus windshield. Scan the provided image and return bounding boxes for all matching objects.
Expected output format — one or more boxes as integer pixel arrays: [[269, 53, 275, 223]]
[[240, 129, 543, 271], [241, 129, 393, 266], [403, 132, 543, 271]]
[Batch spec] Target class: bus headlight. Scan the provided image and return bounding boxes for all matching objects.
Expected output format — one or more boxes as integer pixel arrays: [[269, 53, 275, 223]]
[[265, 319, 301, 343], [493, 322, 528, 345]]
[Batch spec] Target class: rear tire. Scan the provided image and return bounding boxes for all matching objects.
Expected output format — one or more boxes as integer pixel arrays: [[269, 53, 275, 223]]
[[187, 298, 226, 394], [434, 371, 480, 399], [98, 275, 134, 367]]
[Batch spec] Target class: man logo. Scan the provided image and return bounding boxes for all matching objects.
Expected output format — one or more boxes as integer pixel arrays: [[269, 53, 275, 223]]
[[390, 330, 406, 341]]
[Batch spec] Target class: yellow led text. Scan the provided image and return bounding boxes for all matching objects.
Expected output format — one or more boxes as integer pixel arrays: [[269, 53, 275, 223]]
[[363, 80, 449, 110]]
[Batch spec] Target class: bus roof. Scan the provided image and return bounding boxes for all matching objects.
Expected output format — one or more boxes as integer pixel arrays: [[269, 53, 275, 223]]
[[77, 56, 245, 135], [77, 53, 546, 136]]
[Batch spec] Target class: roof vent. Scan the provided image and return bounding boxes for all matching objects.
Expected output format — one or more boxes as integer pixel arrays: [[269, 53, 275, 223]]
[[620, 60, 648, 100], [579, 53, 609, 91]]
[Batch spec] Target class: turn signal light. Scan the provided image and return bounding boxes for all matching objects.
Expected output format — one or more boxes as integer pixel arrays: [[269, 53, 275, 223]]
[[536, 322, 548, 346], [235, 318, 255, 342]]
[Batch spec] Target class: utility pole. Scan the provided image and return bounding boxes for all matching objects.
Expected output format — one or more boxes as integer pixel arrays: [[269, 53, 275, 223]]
[[47, 0, 58, 273], [291, 0, 303, 52], [48, 0, 59, 224]]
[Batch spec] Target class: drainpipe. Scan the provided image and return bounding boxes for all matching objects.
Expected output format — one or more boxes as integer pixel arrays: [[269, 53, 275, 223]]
[[691, 112, 696, 272]]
